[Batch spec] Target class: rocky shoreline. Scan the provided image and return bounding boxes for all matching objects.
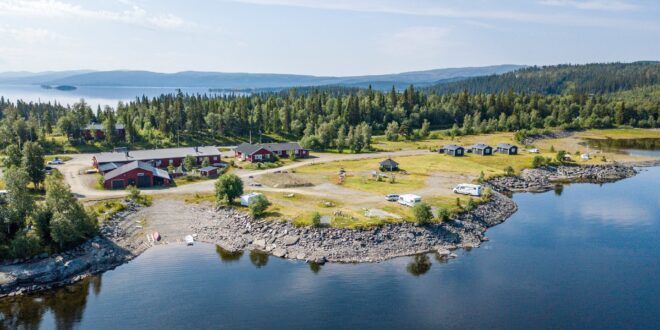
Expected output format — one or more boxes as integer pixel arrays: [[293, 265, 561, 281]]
[[1, 162, 653, 298], [0, 203, 149, 298]]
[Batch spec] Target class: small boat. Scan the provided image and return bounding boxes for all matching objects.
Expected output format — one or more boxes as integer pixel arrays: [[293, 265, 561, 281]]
[[152, 231, 161, 242], [185, 235, 194, 246]]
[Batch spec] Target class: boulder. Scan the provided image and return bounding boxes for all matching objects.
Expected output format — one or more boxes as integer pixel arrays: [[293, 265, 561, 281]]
[[282, 235, 300, 246], [272, 248, 287, 258], [253, 239, 266, 249]]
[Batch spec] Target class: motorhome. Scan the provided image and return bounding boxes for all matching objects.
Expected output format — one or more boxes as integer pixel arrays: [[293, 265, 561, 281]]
[[398, 194, 422, 207], [453, 184, 482, 197]]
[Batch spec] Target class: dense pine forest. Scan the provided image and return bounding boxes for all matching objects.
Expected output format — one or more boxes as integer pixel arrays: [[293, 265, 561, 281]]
[[0, 62, 658, 155], [428, 62, 659, 94]]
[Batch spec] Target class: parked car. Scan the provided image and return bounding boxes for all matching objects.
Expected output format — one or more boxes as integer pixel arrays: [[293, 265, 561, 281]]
[[249, 182, 262, 187], [47, 158, 64, 165], [385, 194, 400, 201], [85, 168, 99, 174]]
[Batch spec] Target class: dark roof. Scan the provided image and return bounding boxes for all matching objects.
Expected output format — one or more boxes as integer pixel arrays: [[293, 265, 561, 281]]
[[94, 146, 220, 164], [379, 158, 399, 167], [85, 123, 125, 130], [471, 143, 492, 150], [497, 143, 517, 149], [262, 142, 304, 152], [235, 142, 305, 155], [235, 142, 267, 155], [444, 144, 464, 151], [199, 166, 218, 172], [104, 161, 171, 181], [98, 162, 120, 172]]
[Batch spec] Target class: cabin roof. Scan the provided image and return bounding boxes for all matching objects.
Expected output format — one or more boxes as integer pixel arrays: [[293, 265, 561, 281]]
[[471, 143, 491, 150], [94, 146, 220, 164], [103, 161, 171, 181], [379, 158, 399, 167], [497, 143, 517, 149], [444, 144, 464, 151]]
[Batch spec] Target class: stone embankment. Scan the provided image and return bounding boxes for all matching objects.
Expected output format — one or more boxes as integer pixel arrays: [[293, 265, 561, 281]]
[[193, 192, 517, 264], [488, 164, 638, 193]]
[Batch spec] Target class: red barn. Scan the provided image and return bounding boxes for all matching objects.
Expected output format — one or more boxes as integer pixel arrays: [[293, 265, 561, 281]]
[[103, 161, 171, 189]]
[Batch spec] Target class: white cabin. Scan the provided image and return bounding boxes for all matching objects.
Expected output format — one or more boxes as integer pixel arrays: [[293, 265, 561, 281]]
[[398, 194, 422, 207], [453, 184, 482, 197], [240, 192, 263, 206]]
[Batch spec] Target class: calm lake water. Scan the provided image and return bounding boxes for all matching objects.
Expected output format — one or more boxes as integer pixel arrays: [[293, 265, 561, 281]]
[[581, 137, 660, 158], [2, 165, 659, 329], [0, 85, 241, 109]]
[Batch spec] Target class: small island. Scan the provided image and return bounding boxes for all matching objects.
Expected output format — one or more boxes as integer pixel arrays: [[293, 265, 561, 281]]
[[40, 84, 77, 91]]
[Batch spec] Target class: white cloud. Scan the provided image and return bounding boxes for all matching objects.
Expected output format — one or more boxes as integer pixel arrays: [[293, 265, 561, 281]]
[[0, 0, 191, 30], [225, 0, 656, 30], [0, 26, 65, 44], [538, 0, 640, 11]]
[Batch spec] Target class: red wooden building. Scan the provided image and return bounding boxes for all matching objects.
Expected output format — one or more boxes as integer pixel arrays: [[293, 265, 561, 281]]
[[93, 146, 222, 172], [83, 123, 125, 140], [234, 142, 308, 162], [102, 161, 171, 189]]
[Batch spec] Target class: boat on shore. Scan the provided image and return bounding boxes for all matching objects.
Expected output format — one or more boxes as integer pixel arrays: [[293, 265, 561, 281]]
[[152, 232, 161, 242], [185, 235, 194, 246]]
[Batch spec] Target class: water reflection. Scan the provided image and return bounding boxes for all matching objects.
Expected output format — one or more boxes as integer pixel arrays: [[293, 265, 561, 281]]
[[406, 254, 432, 276], [554, 185, 564, 196], [0, 276, 100, 330], [215, 245, 244, 263], [581, 138, 660, 157], [249, 250, 269, 268], [308, 262, 323, 274]]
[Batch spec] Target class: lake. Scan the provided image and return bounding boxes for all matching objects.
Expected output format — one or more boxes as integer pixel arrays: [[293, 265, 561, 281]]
[[2, 164, 659, 329], [0, 85, 242, 109]]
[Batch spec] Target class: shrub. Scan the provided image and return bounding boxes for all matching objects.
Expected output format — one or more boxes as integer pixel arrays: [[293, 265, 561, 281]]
[[532, 155, 546, 168], [9, 232, 43, 259], [311, 212, 322, 227], [437, 207, 450, 222], [465, 198, 478, 211], [249, 195, 271, 218], [412, 202, 433, 225], [504, 166, 515, 176]]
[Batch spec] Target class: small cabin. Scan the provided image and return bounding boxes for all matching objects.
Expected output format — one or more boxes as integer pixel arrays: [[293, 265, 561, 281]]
[[442, 145, 464, 157], [199, 166, 219, 178], [379, 158, 399, 171], [470, 143, 492, 156], [496, 143, 518, 155]]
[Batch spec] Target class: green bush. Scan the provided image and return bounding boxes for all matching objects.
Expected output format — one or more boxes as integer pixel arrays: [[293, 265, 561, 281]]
[[311, 212, 322, 227], [412, 202, 433, 225], [465, 198, 478, 211], [9, 232, 42, 259], [532, 155, 546, 168], [215, 173, 244, 205], [437, 207, 450, 222], [249, 195, 271, 218]]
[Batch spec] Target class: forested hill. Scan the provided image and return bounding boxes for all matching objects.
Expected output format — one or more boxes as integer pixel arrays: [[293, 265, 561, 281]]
[[428, 62, 660, 95]]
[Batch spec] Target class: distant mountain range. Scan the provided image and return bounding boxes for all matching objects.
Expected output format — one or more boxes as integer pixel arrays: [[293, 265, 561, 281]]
[[0, 65, 524, 90]]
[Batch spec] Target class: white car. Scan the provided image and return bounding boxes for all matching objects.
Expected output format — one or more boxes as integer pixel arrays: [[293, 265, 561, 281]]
[[47, 158, 64, 165]]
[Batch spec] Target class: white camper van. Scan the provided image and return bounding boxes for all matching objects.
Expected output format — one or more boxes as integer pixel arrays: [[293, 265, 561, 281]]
[[240, 192, 263, 206], [398, 194, 422, 207], [453, 184, 482, 197]]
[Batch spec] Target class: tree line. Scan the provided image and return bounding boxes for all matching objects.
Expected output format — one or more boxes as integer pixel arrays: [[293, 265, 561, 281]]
[[1, 82, 659, 155]]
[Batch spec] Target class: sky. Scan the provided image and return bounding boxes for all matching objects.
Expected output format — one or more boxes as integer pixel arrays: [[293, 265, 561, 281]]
[[0, 0, 658, 76]]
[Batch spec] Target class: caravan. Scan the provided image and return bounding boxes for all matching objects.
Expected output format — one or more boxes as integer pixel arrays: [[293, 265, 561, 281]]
[[398, 194, 422, 207], [453, 184, 482, 197]]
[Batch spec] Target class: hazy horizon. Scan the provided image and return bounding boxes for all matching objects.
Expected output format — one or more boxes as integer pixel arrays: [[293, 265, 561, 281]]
[[0, 0, 658, 76]]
